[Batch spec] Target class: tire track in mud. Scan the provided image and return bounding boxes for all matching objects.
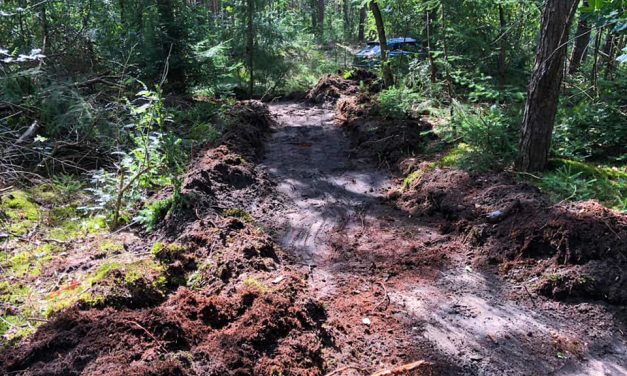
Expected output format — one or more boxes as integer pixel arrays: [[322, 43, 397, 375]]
[[260, 102, 627, 376]]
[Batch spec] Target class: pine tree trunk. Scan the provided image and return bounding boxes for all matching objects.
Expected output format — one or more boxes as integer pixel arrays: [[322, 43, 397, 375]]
[[246, 0, 255, 98], [517, 0, 578, 171], [568, 1, 591, 75], [357, 6, 366, 43], [370, 1, 393, 87], [156, 0, 186, 92], [40, 4, 49, 54], [426, 10, 437, 83], [591, 29, 602, 96], [497, 4, 507, 89], [440, 3, 453, 99], [317, 0, 325, 37], [343, 0, 350, 41]]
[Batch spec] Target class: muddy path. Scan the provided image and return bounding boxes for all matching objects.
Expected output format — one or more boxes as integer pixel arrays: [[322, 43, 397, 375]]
[[258, 102, 627, 375]]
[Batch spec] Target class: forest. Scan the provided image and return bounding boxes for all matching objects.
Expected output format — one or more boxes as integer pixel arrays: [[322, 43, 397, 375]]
[[0, 0, 626, 375]]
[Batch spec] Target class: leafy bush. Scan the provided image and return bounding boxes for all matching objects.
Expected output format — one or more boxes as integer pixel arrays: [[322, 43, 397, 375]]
[[83, 88, 187, 227]]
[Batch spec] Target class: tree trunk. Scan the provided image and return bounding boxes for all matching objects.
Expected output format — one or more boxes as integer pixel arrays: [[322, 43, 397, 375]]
[[156, 0, 186, 92], [440, 3, 453, 99], [343, 0, 350, 41], [497, 4, 507, 89], [246, 0, 255, 98], [568, 1, 591, 75], [591, 29, 602, 96], [370, 1, 393, 87], [602, 31, 617, 79], [317, 0, 325, 37], [357, 6, 366, 43], [517, 0, 578, 171], [426, 10, 437, 83], [40, 4, 49, 54]]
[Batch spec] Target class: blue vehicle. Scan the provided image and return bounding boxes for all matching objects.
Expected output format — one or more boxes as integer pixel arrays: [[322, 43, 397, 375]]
[[354, 37, 422, 68]]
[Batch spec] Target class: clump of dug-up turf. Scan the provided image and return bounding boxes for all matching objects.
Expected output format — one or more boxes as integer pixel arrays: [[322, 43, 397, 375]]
[[306, 69, 378, 104], [395, 166, 627, 304], [1, 100, 333, 375]]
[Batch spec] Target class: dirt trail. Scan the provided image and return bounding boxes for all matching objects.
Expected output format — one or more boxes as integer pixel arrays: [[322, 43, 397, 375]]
[[260, 102, 627, 375]]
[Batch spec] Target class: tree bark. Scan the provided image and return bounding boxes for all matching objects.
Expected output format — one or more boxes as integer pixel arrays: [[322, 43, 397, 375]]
[[246, 0, 255, 98], [426, 10, 437, 83], [591, 29, 602, 96], [343, 0, 350, 41], [317, 0, 325, 37], [517, 0, 578, 171], [370, 1, 393, 87], [40, 3, 49, 54], [497, 4, 507, 89], [602, 31, 617, 79], [156, 0, 187, 92], [568, 1, 591, 75], [357, 6, 367, 43], [440, 3, 453, 99]]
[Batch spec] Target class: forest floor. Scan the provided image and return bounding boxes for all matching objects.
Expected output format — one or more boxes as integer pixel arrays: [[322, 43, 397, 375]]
[[257, 102, 627, 375], [1, 76, 626, 375]]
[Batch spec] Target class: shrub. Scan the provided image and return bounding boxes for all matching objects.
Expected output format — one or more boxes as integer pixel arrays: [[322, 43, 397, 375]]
[[536, 159, 626, 212], [437, 102, 518, 171], [378, 86, 424, 119]]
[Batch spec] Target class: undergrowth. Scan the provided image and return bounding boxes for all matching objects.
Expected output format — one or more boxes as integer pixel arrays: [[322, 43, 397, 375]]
[[535, 159, 626, 212]]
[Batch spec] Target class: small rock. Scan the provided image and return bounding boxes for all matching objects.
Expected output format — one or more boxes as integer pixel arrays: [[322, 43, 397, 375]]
[[486, 210, 505, 223], [272, 275, 285, 284], [362, 317, 371, 326]]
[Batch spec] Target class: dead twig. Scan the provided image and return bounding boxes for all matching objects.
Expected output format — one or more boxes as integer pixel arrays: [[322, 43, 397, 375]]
[[324, 365, 367, 376], [371, 360, 429, 376], [127, 320, 167, 352], [372, 281, 390, 312], [523, 285, 537, 308]]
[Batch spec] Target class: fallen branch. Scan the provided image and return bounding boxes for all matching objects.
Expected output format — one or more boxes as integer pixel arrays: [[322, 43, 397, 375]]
[[15, 121, 40, 145], [371, 360, 429, 376], [324, 365, 366, 376]]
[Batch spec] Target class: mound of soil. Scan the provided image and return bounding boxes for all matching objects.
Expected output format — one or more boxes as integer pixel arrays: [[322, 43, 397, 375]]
[[223, 100, 275, 161], [343, 117, 433, 167], [312, 75, 435, 168], [0, 100, 332, 375], [1, 280, 328, 376], [397, 167, 627, 304], [306, 69, 378, 104], [158, 101, 277, 235]]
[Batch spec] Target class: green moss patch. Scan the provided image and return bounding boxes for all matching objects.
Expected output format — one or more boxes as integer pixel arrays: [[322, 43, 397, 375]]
[[223, 208, 254, 223]]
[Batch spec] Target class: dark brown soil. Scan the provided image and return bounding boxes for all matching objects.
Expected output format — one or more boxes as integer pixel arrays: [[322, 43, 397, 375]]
[[396, 167, 627, 304], [0, 101, 331, 376], [331, 75, 435, 169], [3, 87, 626, 376], [306, 69, 378, 104]]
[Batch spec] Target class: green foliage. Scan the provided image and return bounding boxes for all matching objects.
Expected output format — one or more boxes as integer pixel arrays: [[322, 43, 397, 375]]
[[378, 86, 424, 119], [137, 197, 175, 232], [437, 102, 518, 171], [556, 72, 627, 162], [535, 159, 626, 211], [83, 88, 187, 228], [223, 208, 254, 223]]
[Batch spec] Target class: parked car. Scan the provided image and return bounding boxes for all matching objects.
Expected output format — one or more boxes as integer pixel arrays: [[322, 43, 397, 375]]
[[354, 37, 423, 68]]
